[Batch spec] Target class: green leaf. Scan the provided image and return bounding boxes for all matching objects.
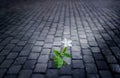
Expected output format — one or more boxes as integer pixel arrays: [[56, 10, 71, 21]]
[[63, 60, 67, 66], [53, 56, 64, 68], [62, 47, 67, 53], [64, 53, 71, 58], [53, 50, 61, 56]]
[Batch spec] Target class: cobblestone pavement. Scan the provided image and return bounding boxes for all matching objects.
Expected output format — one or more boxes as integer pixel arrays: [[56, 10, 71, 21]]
[[0, 0, 120, 78]]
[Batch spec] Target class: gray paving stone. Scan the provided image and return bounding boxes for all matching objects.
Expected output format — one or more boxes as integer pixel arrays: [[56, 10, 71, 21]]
[[0, 60, 13, 68], [81, 43, 90, 48], [12, 46, 23, 52], [110, 64, 120, 73], [38, 55, 49, 63], [18, 70, 32, 78], [115, 74, 120, 78], [99, 71, 113, 78], [32, 74, 45, 78], [46, 69, 58, 78], [0, 56, 5, 64], [17, 41, 27, 46], [82, 49, 92, 55], [41, 49, 51, 55], [0, 46, 4, 51], [10, 39, 19, 44], [105, 55, 117, 63], [73, 69, 85, 78], [7, 53, 18, 59], [87, 74, 100, 78], [94, 54, 104, 60], [43, 44, 53, 48], [0, 0, 120, 78], [48, 60, 56, 68], [91, 47, 100, 53], [96, 61, 109, 70], [71, 52, 82, 59], [28, 53, 39, 60], [60, 65, 72, 75], [83, 55, 94, 63], [86, 64, 98, 74], [34, 63, 47, 73], [7, 65, 21, 74], [72, 60, 84, 68], [72, 46, 81, 52], [0, 50, 10, 56], [32, 46, 41, 52], [53, 42, 61, 46], [59, 76, 72, 78], [89, 41, 98, 47], [14, 57, 27, 65], [35, 41, 44, 46], [0, 69, 7, 78], [19, 50, 30, 56], [22, 44, 33, 51], [4, 44, 15, 50], [23, 60, 36, 69], [4, 75, 17, 78]]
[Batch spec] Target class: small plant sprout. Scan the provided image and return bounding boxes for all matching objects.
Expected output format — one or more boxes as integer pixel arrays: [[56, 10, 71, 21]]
[[53, 38, 72, 68]]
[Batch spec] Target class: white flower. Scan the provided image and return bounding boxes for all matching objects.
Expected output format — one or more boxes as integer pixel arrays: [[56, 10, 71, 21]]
[[61, 38, 72, 47]]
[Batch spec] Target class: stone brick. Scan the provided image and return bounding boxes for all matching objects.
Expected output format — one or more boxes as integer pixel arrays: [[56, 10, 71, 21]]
[[28, 53, 39, 60], [83, 55, 94, 63], [7, 65, 21, 74], [34, 63, 47, 73], [82, 49, 92, 55], [73, 69, 85, 78], [19, 50, 30, 56], [41, 49, 51, 55], [0, 0, 120, 78], [12, 46, 23, 52], [110, 64, 120, 73], [4, 75, 17, 78], [0, 50, 10, 56], [91, 47, 100, 53], [86, 64, 98, 74], [17, 41, 27, 46], [0, 56, 5, 64], [43, 44, 53, 48], [72, 46, 81, 52], [23, 60, 36, 69], [60, 65, 72, 75], [87, 74, 100, 78], [32, 46, 41, 52], [18, 70, 32, 78], [99, 71, 113, 78], [38, 55, 49, 63], [7, 53, 18, 59], [4, 44, 15, 50], [46, 69, 58, 78], [32, 74, 44, 78], [0, 69, 7, 78], [14, 57, 27, 65], [0, 60, 13, 68], [35, 41, 44, 46], [105, 55, 117, 63], [72, 51, 82, 59], [59, 76, 72, 78], [72, 60, 84, 68], [48, 60, 56, 68], [94, 54, 104, 60], [96, 61, 109, 70]]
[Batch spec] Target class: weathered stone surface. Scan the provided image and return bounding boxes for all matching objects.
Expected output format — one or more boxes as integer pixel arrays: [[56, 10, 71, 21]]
[[0, 0, 120, 78]]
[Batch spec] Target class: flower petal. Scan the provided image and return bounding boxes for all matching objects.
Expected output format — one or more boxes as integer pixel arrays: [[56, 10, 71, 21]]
[[68, 43, 72, 46], [68, 40, 72, 44]]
